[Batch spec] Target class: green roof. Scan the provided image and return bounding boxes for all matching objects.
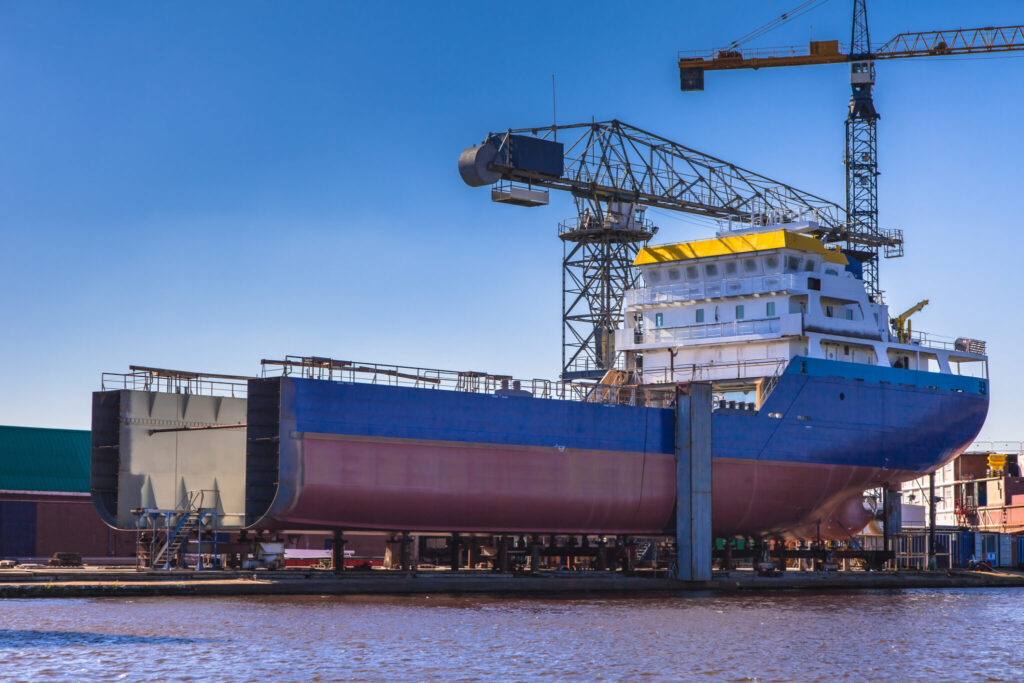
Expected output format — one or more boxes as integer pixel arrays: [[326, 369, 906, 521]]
[[0, 425, 91, 493]]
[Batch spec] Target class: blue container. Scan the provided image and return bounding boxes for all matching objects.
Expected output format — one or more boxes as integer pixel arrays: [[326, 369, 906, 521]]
[[957, 531, 975, 568], [1017, 535, 1024, 569]]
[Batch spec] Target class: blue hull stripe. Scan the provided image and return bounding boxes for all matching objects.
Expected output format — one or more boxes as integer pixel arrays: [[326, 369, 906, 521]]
[[282, 356, 988, 474]]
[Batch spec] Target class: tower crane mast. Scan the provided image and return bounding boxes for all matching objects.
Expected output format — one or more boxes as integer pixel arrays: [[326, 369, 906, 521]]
[[678, 2, 1024, 301]]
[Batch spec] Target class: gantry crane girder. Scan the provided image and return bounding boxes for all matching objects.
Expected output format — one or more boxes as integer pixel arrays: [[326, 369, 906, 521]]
[[460, 119, 876, 380], [461, 119, 849, 230], [678, 25, 1024, 85]]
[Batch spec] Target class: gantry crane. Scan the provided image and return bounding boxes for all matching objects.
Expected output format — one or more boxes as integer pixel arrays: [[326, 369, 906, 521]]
[[678, 1, 1024, 301], [460, 120, 848, 381]]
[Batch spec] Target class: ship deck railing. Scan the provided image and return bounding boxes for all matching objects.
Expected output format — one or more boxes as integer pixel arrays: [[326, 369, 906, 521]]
[[625, 273, 803, 307], [909, 330, 987, 356], [100, 355, 795, 410]]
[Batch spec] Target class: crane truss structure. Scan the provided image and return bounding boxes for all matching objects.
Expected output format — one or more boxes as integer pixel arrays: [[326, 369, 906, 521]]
[[678, 10, 1024, 299], [845, 0, 883, 301], [677, 25, 1024, 70], [460, 119, 855, 380]]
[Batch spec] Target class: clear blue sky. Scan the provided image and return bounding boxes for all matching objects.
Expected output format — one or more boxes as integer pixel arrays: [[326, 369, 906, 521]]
[[2, 1, 1023, 438]]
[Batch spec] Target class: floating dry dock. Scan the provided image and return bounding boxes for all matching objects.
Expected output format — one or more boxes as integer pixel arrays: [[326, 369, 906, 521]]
[[2, 567, 1024, 599]]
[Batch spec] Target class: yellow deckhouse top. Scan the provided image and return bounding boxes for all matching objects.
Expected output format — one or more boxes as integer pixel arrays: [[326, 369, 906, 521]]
[[634, 229, 848, 266]]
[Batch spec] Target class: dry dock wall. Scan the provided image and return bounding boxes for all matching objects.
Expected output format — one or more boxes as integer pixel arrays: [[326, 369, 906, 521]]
[[91, 390, 248, 528]]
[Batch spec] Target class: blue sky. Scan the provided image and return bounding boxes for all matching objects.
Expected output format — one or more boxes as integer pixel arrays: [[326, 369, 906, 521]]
[[2, 1, 1023, 438]]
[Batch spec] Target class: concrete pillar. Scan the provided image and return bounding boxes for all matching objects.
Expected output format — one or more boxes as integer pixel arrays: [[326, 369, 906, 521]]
[[674, 382, 712, 581]]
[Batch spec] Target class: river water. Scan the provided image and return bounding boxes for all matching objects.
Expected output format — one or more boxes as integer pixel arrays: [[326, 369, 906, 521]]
[[0, 588, 1021, 681]]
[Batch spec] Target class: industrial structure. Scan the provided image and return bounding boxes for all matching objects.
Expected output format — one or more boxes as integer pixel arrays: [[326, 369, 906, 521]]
[[0, 425, 134, 561], [678, 1, 1024, 298], [460, 121, 849, 381]]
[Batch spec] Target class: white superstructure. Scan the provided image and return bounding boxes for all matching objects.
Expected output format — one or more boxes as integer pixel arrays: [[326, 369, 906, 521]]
[[615, 221, 986, 404]]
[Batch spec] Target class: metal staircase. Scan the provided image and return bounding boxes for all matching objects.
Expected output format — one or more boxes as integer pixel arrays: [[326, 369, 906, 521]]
[[152, 511, 201, 568], [134, 489, 221, 571]]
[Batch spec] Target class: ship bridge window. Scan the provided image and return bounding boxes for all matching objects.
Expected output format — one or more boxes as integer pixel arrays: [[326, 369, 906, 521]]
[[825, 268, 839, 276], [685, 265, 699, 280], [804, 259, 818, 272], [667, 268, 681, 281], [704, 263, 720, 279], [725, 261, 738, 276], [743, 258, 759, 273], [764, 254, 780, 272], [785, 255, 802, 273], [646, 270, 661, 284]]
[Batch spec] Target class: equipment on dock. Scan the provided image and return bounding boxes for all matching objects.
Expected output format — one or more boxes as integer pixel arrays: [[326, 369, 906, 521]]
[[678, 1, 1024, 298], [890, 299, 929, 344]]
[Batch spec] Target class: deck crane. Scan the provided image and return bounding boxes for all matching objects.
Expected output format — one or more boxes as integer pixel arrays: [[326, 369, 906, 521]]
[[678, 1, 1024, 302], [890, 298, 929, 345], [460, 119, 848, 381]]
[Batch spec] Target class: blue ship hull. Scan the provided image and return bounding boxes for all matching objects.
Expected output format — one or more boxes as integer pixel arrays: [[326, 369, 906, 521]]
[[248, 357, 988, 539]]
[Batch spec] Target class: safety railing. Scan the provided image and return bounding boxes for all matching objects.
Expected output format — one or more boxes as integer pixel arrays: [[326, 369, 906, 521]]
[[261, 356, 560, 399], [101, 369, 248, 398], [909, 331, 987, 355], [626, 274, 801, 307], [634, 317, 782, 346], [968, 441, 1024, 455], [638, 357, 789, 386]]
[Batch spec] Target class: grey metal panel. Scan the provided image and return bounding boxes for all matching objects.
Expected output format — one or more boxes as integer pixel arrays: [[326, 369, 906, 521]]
[[103, 390, 248, 529], [689, 383, 713, 582], [674, 383, 712, 582], [674, 392, 692, 580]]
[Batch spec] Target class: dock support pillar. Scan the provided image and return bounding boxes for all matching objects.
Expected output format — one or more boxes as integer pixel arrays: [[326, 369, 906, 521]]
[[674, 382, 712, 582], [331, 530, 346, 574], [928, 471, 937, 569], [449, 534, 462, 572], [400, 531, 413, 573], [497, 535, 510, 573]]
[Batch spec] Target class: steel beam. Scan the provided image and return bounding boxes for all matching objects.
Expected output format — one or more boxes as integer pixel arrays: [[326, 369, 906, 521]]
[[674, 382, 712, 581]]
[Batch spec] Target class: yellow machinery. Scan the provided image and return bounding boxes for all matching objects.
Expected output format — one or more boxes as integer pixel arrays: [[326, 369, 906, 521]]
[[988, 454, 1008, 476], [890, 299, 928, 344]]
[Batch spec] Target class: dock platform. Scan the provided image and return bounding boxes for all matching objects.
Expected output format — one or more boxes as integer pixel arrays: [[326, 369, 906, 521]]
[[2, 567, 1023, 598]]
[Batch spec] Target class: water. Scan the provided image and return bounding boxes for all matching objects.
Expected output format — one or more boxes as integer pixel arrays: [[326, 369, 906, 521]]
[[1, 589, 1021, 681]]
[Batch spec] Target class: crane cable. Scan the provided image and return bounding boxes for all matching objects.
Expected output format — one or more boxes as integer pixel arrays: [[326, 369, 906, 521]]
[[727, 0, 835, 49]]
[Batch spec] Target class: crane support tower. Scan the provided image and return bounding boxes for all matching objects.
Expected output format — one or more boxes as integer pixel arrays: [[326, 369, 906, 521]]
[[678, 0, 1024, 300], [460, 120, 849, 381]]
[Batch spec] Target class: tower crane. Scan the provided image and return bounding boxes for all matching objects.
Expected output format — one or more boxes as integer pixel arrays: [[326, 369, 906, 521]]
[[678, 1, 1024, 302], [460, 120, 848, 381]]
